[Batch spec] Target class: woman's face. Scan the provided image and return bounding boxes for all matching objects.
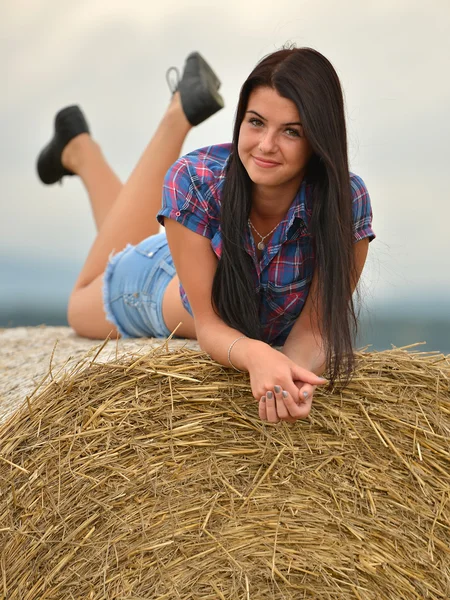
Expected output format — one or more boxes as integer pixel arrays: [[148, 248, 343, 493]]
[[238, 86, 313, 195]]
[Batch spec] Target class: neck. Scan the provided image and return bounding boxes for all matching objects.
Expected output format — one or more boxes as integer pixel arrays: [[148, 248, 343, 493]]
[[251, 179, 303, 221]]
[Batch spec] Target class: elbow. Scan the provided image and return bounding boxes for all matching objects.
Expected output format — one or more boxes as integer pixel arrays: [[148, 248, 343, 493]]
[[194, 318, 221, 358]]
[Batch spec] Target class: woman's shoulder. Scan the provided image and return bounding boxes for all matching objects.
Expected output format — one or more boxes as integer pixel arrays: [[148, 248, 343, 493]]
[[166, 143, 232, 185], [349, 172, 370, 201], [185, 142, 232, 163], [161, 144, 231, 225], [304, 171, 371, 209], [348, 172, 375, 240]]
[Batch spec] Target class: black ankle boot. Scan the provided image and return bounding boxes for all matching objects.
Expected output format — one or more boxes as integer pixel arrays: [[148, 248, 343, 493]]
[[168, 52, 224, 126], [36, 105, 90, 184]]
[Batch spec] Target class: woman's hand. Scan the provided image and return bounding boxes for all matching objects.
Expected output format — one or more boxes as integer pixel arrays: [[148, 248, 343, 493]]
[[257, 385, 315, 423], [276, 334, 326, 423], [295, 382, 317, 403], [245, 344, 326, 423]]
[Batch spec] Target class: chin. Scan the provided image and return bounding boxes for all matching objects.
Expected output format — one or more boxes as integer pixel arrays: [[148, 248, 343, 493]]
[[245, 165, 278, 184], [248, 171, 284, 187]]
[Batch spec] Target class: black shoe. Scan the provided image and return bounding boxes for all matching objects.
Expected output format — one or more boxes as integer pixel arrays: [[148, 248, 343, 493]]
[[166, 52, 224, 126], [36, 105, 90, 184]]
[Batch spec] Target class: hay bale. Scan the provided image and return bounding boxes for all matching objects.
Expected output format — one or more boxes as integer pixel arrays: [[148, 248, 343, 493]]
[[0, 326, 199, 424], [0, 343, 449, 599]]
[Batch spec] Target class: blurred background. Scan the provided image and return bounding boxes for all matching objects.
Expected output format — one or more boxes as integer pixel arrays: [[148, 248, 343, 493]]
[[1, 0, 449, 352]]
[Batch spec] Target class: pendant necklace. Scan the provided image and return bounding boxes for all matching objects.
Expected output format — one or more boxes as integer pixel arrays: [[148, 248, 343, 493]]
[[248, 219, 280, 251]]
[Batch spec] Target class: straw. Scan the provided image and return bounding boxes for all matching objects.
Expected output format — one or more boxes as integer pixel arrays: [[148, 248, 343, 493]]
[[0, 343, 449, 599]]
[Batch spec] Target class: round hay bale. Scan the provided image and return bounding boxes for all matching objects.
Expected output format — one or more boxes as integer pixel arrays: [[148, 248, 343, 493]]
[[0, 344, 449, 599]]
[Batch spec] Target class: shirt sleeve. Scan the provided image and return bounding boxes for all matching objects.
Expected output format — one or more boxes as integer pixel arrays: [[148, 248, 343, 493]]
[[156, 156, 213, 239], [350, 173, 375, 242]]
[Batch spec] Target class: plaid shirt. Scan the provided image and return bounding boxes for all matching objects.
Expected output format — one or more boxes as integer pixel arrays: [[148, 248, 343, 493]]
[[157, 143, 375, 346]]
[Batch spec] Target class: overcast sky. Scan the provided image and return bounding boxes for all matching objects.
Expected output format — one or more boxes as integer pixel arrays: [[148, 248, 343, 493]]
[[1, 0, 449, 314]]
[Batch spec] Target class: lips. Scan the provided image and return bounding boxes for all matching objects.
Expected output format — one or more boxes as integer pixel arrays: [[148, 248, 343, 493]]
[[252, 156, 281, 168]]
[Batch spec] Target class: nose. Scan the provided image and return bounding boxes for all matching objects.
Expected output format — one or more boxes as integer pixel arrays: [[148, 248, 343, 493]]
[[258, 129, 278, 154]]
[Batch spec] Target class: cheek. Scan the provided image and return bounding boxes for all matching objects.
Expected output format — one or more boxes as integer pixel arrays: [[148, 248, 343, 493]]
[[238, 126, 260, 156], [237, 131, 252, 162], [292, 141, 313, 167]]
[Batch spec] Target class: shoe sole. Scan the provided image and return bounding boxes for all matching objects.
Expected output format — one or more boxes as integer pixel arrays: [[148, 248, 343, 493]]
[[36, 105, 90, 185], [179, 53, 224, 125]]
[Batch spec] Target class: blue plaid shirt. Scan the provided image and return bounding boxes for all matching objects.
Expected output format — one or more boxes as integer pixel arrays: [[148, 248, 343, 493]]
[[157, 143, 375, 345]]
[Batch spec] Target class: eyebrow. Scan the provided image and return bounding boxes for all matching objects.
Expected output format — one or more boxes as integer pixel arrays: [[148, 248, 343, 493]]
[[246, 110, 303, 127]]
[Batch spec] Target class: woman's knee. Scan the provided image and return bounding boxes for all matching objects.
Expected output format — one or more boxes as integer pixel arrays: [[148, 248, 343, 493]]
[[67, 279, 118, 340]]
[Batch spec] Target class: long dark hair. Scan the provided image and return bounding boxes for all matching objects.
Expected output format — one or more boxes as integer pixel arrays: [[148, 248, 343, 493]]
[[212, 47, 358, 384]]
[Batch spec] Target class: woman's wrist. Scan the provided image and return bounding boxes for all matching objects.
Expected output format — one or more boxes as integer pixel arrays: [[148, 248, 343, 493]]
[[227, 335, 247, 371], [229, 337, 271, 372], [196, 319, 270, 373]]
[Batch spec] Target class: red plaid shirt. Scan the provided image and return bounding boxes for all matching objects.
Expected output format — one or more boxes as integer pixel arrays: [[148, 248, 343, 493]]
[[157, 144, 375, 345]]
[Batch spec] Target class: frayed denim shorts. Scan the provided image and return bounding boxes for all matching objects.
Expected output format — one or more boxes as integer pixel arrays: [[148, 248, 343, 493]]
[[102, 232, 174, 338]]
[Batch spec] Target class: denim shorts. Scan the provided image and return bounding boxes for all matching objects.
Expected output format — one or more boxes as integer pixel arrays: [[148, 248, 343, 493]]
[[102, 232, 175, 338]]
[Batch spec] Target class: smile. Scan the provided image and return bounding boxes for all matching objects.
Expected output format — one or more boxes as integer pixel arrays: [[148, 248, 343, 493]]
[[252, 156, 281, 168]]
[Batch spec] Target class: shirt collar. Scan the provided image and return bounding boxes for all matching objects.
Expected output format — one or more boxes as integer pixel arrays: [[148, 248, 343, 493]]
[[285, 178, 311, 232], [244, 179, 312, 272]]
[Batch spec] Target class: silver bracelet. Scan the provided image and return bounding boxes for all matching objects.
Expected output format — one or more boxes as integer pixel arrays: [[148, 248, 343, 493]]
[[227, 336, 246, 372]]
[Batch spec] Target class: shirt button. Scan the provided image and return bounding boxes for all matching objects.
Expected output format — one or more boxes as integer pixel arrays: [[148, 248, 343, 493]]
[[176, 211, 181, 217], [148, 252, 154, 258]]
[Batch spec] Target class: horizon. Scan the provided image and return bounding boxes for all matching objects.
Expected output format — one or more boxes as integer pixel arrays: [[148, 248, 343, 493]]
[[1, 255, 449, 355], [1, 254, 448, 319]]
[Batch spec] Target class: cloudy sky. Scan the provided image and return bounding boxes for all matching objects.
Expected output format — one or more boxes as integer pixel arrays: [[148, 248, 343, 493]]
[[1, 0, 449, 316]]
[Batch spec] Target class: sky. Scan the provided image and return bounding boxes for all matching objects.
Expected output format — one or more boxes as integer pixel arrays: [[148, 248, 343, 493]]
[[1, 0, 449, 318]]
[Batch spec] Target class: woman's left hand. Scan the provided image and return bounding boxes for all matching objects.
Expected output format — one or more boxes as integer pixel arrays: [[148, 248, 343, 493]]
[[258, 381, 316, 423], [294, 381, 317, 407], [259, 339, 324, 423]]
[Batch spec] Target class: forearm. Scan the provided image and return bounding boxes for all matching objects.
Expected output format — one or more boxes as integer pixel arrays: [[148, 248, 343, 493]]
[[196, 318, 269, 372], [282, 328, 326, 375]]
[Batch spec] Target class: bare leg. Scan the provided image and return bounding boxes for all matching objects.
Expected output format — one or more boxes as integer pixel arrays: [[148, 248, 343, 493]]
[[62, 134, 123, 231], [67, 93, 192, 339]]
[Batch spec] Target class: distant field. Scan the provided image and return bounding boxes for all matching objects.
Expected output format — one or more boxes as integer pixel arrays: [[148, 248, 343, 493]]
[[356, 316, 450, 354], [1, 307, 449, 355], [2, 257, 449, 353]]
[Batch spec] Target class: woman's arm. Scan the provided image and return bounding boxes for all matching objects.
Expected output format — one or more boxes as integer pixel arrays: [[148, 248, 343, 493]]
[[282, 237, 370, 375], [164, 218, 327, 421], [272, 238, 370, 418]]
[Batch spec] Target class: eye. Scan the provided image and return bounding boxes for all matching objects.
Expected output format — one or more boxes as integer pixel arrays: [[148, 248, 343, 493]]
[[285, 128, 302, 138], [248, 117, 264, 127]]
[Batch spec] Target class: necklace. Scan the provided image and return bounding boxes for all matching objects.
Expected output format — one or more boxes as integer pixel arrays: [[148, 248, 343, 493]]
[[248, 219, 280, 251]]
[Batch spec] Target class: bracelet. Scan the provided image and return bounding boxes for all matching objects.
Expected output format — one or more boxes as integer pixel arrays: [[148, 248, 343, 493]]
[[227, 336, 246, 372]]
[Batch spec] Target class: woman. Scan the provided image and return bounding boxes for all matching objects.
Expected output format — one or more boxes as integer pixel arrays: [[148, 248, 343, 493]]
[[36, 48, 375, 424]]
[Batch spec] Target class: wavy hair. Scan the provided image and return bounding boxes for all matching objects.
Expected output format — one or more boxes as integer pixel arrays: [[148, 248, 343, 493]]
[[211, 47, 358, 384]]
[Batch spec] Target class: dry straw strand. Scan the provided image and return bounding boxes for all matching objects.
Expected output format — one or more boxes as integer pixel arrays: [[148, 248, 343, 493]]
[[0, 343, 449, 599]]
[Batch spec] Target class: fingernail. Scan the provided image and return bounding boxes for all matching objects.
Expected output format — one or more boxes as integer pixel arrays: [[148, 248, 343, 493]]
[[318, 377, 327, 382], [282, 390, 288, 399], [266, 391, 273, 399], [261, 396, 266, 402], [303, 391, 309, 398], [274, 385, 281, 393]]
